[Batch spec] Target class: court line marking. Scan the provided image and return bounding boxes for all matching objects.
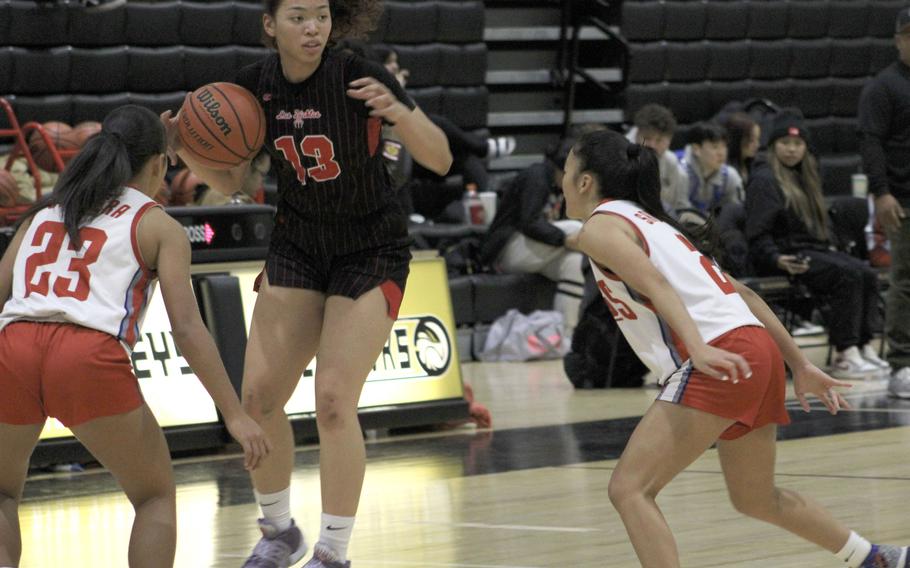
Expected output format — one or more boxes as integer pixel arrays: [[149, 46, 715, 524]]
[[405, 520, 602, 533], [565, 465, 910, 482]]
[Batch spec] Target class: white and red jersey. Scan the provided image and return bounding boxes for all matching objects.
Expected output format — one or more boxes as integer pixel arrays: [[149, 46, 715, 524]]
[[589, 199, 761, 384], [0, 187, 159, 349]]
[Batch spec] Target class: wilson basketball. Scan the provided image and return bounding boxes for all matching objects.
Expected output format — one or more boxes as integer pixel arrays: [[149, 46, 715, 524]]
[[0, 169, 21, 207], [28, 121, 73, 172], [177, 82, 265, 170]]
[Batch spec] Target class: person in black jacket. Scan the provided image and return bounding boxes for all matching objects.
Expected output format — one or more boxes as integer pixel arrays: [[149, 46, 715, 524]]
[[480, 138, 584, 330], [745, 110, 886, 380], [859, 6, 910, 397]]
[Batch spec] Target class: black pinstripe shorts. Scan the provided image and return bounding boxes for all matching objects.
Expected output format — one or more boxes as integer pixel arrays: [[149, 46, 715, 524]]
[[259, 209, 412, 318]]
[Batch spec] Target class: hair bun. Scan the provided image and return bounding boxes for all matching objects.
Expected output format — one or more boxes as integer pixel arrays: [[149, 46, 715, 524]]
[[626, 143, 642, 159]]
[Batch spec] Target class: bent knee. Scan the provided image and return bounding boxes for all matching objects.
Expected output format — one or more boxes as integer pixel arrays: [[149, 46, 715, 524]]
[[242, 382, 287, 419], [607, 472, 653, 509], [728, 490, 777, 520]]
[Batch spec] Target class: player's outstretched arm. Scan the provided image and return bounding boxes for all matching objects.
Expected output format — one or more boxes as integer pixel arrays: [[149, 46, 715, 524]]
[[160, 102, 251, 197], [347, 77, 453, 176], [730, 277, 851, 414], [579, 214, 751, 383], [139, 208, 271, 469], [0, 218, 31, 311]]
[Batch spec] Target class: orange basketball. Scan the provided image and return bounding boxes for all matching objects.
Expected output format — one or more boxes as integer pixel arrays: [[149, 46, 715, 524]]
[[177, 82, 265, 170], [0, 169, 21, 208], [28, 121, 73, 172], [73, 121, 102, 147]]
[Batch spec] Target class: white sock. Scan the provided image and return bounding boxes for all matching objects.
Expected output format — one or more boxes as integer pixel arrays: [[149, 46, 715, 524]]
[[319, 513, 355, 561], [255, 487, 292, 532], [836, 531, 873, 567]]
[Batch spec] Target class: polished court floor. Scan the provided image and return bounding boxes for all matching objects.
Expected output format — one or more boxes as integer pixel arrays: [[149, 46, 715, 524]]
[[16, 342, 910, 568]]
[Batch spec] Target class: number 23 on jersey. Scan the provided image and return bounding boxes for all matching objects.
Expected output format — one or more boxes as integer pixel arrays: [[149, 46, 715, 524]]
[[24, 220, 107, 301]]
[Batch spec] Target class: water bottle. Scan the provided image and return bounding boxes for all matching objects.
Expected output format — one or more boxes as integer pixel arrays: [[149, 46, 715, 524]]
[[464, 184, 485, 225]]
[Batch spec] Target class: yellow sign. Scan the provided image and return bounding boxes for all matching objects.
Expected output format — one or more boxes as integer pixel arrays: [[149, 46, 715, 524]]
[[38, 254, 463, 440]]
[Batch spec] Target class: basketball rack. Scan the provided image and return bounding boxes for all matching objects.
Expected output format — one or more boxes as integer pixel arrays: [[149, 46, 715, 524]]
[[0, 97, 79, 225]]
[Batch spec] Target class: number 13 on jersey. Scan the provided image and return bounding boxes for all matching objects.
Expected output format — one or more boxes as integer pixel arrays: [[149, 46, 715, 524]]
[[274, 135, 342, 185]]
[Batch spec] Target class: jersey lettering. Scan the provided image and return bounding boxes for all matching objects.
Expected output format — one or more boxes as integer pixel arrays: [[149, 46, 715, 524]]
[[24, 221, 108, 301], [274, 134, 341, 185]]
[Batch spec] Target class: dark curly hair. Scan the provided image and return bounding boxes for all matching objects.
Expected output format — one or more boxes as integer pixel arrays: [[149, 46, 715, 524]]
[[262, 0, 384, 48]]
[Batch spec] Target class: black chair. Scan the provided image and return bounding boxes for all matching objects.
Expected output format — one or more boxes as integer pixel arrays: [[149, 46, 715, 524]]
[[436, 1, 484, 43], [628, 42, 666, 83], [129, 92, 186, 118], [129, 47, 184, 93], [396, 44, 442, 88], [621, 1, 664, 42], [793, 78, 833, 118], [830, 38, 871, 78], [805, 117, 837, 155], [665, 41, 708, 83], [625, 83, 670, 116], [68, 4, 125, 46], [789, 39, 831, 80], [384, 1, 437, 44], [868, 0, 906, 38], [180, 2, 235, 46], [829, 1, 869, 38], [705, 2, 748, 40], [439, 44, 486, 86], [663, 1, 707, 41], [126, 1, 181, 46], [409, 86, 444, 116], [72, 93, 129, 124], [442, 87, 488, 130], [11, 94, 73, 125], [828, 195, 870, 260], [829, 77, 867, 117], [666, 83, 711, 124], [10, 46, 71, 95], [233, 2, 264, 46], [70, 46, 128, 94], [9, 1, 68, 47], [236, 46, 269, 70], [869, 38, 896, 76], [184, 46, 238, 91], [706, 41, 749, 81], [749, 39, 791, 81], [745, 0, 789, 40], [787, 0, 829, 39]]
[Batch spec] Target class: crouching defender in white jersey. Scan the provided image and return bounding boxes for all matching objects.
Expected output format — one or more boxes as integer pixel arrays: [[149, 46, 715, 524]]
[[0, 105, 271, 568], [563, 129, 908, 568]]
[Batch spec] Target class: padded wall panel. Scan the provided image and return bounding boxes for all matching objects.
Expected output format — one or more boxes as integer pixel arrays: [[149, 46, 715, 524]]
[[436, 1, 484, 43], [11, 94, 73, 126], [127, 1, 181, 46], [68, 5, 126, 46], [662, 1, 707, 41], [180, 2, 235, 46], [11, 47, 71, 95], [72, 93, 130, 124], [621, 1, 664, 42], [628, 42, 666, 83], [665, 42, 708, 82], [128, 47, 184, 92], [9, 1, 68, 46], [70, 46, 129, 94], [705, 1, 748, 40], [184, 46, 237, 91], [442, 87, 488, 129], [706, 41, 749, 81], [233, 2, 264, 46], [439, 44, 486, 86]]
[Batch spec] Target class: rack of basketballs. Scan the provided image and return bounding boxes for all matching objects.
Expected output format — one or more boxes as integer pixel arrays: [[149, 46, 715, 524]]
[[0, 96, 187, 226]]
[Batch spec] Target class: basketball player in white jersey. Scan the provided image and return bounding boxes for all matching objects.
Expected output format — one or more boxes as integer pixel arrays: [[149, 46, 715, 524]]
[[0, 105, 270, 568], [562, 129, 909, 568]]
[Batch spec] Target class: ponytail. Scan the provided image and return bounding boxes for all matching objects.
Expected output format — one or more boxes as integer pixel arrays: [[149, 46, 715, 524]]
[[20, 105, 165, 247]]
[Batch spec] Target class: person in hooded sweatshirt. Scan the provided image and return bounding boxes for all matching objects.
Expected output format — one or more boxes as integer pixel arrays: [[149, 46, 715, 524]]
[[680, 122, 744, 218]]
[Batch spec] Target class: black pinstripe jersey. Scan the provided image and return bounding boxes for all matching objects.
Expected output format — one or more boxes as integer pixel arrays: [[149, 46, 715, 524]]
[[235, 50, 415, 226]]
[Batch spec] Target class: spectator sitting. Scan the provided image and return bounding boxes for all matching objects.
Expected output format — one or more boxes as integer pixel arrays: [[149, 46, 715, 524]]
[[625, 104, 689, 216], [479, 138, 584, 332], [745, 109, 886, 379], [723, 111, 761, 185], [680, 122, 744, 218]]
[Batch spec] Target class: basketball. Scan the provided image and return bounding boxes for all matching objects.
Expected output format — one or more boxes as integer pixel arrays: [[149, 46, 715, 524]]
[[28, 121, 75, 172], [73, 121, 102, 147], [0, 169, 21, 207], [177, 82, 265, 170]]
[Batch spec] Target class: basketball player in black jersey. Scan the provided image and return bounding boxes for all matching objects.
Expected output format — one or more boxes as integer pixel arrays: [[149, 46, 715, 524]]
[[161, 1, 451, 566]]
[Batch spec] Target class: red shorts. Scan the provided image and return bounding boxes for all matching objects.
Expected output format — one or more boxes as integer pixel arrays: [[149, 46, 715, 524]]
[[0, 321, 144, 427], [657, 326, 791, 440]]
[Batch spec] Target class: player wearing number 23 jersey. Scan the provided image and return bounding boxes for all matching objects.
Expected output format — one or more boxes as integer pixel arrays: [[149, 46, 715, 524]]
[[0, 187, 159, 348]]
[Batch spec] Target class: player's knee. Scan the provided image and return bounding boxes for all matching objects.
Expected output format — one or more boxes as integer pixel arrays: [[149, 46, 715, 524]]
[[242, 382, 281, 419], [314, 378, 355, 432], [607, 471, 646, 510], [728, 489, 776, 521]]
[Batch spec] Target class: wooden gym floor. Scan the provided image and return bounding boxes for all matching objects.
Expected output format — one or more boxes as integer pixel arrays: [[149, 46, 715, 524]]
[[16, 341, 910, 567]]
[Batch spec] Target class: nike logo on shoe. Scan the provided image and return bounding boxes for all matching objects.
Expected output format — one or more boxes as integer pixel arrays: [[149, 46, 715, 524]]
[[326, 525, 348, 531]]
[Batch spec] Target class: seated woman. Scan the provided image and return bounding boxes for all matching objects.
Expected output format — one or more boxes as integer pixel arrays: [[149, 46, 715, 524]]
[[723, 111, 761, 186], [745, 109, 887, 379], [480, 138, 584, 331], [680, 122, 744, 218]]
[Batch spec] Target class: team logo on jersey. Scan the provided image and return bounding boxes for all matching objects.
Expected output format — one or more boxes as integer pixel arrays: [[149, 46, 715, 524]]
[[276, 109, 322, 128]]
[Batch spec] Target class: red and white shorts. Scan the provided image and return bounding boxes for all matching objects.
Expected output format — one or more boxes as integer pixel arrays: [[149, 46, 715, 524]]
[[658, 325, 791, 440], [0, 321, 144, 427]]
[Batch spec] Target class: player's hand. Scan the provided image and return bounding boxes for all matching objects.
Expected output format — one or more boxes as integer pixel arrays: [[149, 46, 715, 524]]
[[159, 93, 190, 166], [347, 77, 410, 124], [792, 364, 852, 415], [689, 344, 752, 383], [776, 254, 810, 275], [875, 193, 906, 233], [224, 412, 272, 471]]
